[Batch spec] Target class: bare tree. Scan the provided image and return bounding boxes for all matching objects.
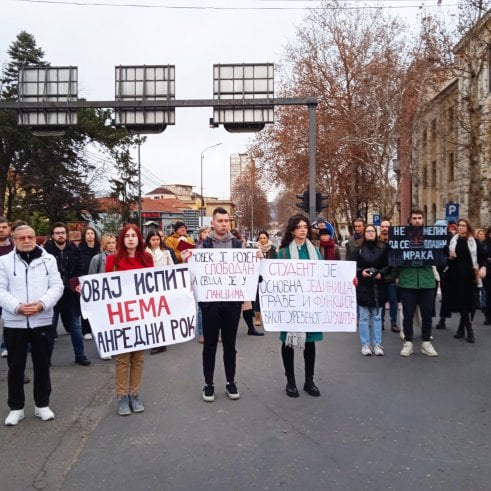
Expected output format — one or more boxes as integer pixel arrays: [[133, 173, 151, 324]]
[[250, 0, 410, 225], [232, 164, 270, 237]]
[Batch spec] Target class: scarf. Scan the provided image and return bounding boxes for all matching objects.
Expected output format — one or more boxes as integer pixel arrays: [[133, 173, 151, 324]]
[[319, 238, 336, 260], [449, 234, 478, 270], [285, 239, 318, 349], [259, 240, 273, 255]]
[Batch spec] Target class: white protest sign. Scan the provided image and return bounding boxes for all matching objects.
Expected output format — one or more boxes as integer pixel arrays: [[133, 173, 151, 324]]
[[258, 259, 357, 332], [79, 264, 196, 356], [187, 248, 260, 302]]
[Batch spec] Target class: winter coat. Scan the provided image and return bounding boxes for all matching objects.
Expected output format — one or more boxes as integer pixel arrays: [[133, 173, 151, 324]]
[[164, 233, 195, 263], [0, 247, 64, 328], [44, 239, 84, 287], [351, 240, 389, 308], [78, 241, 100, 274]]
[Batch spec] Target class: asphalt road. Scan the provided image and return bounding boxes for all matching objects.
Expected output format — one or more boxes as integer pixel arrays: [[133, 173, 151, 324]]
[[1, 308, 491, 491]]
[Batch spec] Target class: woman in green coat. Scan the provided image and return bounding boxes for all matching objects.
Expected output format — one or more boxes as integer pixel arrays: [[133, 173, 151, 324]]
[[277, 214, 322, 398]]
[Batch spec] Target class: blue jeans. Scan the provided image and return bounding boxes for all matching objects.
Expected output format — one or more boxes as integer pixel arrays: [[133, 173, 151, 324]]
[[358, 306, 382, 347], [381, 282, 398, 325], [48, 290, 86, 362]]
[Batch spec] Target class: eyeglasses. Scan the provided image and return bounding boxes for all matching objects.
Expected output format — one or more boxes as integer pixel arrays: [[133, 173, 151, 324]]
[[16, 235, 35, 241]]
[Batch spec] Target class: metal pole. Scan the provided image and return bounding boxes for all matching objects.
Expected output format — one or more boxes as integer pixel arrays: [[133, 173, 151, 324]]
[[308, 103, 317, 222], [138, 134, 142, 230], [200, 152, 204, 227], [200, 142, 222, 227]]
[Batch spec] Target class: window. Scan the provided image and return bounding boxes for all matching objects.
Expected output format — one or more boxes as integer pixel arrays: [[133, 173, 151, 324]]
[[422, 164, 428, 188], [431, 161, 437, 187], [431, 118, 437, 141], [448, 153, 455, 182]]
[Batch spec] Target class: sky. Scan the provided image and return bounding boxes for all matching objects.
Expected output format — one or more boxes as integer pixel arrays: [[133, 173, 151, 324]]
[[1, 0, 458, 200]]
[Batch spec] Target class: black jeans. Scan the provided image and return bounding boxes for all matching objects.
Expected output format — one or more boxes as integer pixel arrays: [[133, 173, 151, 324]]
[[5, 326, 51, 410], [399, 288, 435, 342], [201, 302, 242, 385]]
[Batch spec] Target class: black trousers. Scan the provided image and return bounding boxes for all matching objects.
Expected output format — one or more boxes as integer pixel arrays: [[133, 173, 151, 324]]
[[281, 341, 316, 382], [399, 287, 435, 342], [201, 302, 242, 385], [5, 326, 51, 410]]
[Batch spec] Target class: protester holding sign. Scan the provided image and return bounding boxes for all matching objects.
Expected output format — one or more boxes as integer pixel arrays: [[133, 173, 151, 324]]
[[396, 210, 438, 357], [277, 214, 322, 398], [350, 225, 390, 356], [105, 224, 154, 416], [198, 207, 244, 403]]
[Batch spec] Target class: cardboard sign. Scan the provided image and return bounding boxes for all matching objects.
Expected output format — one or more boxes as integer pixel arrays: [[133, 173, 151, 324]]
[[79, 264, 196, 356], [187, 248, 261, 302], [258, 259, 357, 332], [388, 226, 447, 267]]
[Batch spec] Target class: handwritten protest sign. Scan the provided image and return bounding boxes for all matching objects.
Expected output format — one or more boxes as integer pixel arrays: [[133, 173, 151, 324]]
[[80, 264, 196, 356], [388, 225, 447, 267], [258, 260, 357, 332], [187, 248, 260, 302]]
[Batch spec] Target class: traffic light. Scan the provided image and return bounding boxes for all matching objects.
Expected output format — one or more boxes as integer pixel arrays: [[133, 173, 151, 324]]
[[296, 190, 309, 213], [315, 192, 328, 213]]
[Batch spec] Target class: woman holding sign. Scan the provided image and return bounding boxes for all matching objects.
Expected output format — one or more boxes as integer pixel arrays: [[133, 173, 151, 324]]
[[105, 224, 154, 416], [277, 214, 322, 398]]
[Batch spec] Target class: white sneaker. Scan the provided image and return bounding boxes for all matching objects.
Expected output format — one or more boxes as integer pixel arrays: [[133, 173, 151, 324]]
[[100, 355, 112, 360], [34, 406, 55, 421], [5, 409, 24, 426], [1, 349, 7, 358], [361, 345, 372, 356], [373, 344, 384, 356], [421, 341, 438, 357], [400, 341, 414, 357], [83, 333, 93, 340]]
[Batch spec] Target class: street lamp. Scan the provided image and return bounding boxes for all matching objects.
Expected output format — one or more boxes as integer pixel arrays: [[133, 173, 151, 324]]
[[200, 143, 222, 226]]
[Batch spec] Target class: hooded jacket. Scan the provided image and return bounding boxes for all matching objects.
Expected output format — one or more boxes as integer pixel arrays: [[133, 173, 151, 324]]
[[0, 247, 64, 328]]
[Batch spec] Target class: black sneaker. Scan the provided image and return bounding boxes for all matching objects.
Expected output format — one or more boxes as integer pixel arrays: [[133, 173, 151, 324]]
[[202, 384, 215, 402], [226, 382, 240, 400]]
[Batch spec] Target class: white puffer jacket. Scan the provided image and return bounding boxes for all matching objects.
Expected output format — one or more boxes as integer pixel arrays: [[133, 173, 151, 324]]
[[0, 247, 64, 328]]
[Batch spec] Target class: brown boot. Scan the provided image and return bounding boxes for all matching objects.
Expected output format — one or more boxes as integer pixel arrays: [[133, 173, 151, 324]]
[[254, 312, 262, 326]]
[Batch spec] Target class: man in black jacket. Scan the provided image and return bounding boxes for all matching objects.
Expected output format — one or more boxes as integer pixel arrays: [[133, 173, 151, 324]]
[[198, 207, 243, 403], [44, 223, 91, 366]]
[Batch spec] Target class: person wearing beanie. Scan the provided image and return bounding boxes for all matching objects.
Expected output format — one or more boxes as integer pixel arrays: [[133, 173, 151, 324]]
[[164, 221, 195, 263]]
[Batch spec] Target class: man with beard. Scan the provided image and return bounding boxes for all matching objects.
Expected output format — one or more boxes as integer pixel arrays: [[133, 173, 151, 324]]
[[44, 223, 91, 366]]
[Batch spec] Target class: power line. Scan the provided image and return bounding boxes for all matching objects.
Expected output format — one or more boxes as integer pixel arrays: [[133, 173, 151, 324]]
[[13, 0, 458, 10]]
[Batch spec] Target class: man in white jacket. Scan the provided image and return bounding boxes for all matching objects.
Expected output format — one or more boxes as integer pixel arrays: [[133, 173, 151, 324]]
[[0, 225, 64, 426]]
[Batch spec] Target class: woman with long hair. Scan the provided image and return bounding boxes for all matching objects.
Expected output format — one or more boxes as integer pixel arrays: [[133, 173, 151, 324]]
[[145, 230, 174, 267], [447, 219, 483, 343], [78, 226, 100, 339], [277, 214, 322, 398], [350, 225, 389, 356], [88, 234, 117, 360], [254, 230, 277, 326], [105, 224, 154, 416], [145, 230, 174, 354], [88, 234, 117, 274]]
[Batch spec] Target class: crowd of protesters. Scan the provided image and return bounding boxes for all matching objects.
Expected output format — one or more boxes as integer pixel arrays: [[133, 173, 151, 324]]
[[1, 209, 489, 426]]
